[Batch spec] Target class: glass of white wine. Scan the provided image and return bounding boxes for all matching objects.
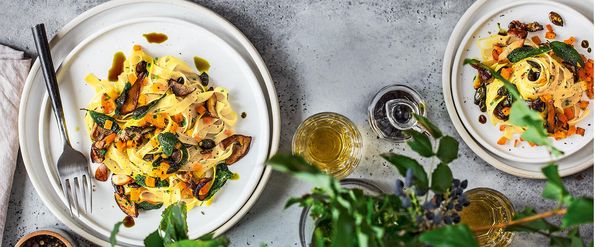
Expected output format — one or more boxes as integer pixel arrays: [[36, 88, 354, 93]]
[[292, 112, 363, 178]]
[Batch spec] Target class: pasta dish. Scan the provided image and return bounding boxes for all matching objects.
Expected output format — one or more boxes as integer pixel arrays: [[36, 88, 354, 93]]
[[83, 45, 251, 217]]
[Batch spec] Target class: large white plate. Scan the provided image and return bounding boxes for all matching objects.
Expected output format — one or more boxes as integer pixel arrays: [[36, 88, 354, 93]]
[[19, 0, 280, 246], [37, 17, 269, 245], [442, 0, 593, 178], [452, 0, 594, 163]]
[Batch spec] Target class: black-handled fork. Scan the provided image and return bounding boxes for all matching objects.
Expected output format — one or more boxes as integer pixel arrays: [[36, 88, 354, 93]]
[[32, 23, 92, 216]]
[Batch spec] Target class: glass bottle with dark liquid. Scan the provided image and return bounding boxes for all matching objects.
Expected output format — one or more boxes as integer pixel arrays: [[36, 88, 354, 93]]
[[368, 85, 427, 141]]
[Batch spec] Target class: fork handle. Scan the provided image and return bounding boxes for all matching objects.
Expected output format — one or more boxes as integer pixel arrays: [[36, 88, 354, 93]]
[[32, 24, 70, 146]]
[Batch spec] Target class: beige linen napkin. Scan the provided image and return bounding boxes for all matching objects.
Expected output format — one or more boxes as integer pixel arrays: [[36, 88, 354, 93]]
[[0, 44, 31, 243]]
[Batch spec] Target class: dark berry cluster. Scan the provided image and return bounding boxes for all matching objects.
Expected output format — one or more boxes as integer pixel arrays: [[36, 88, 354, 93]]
[[395, 168, 470, 231]]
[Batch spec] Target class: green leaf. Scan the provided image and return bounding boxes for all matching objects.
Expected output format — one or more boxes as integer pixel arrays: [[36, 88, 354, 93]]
[[381, 153, 429, 190], [414, 114, 442, 138], [505, 207, 559, 233], [134, 174, 170, 187], [431, 163, 453, 193], [158, 132, 179, 156], [84, 110, 120, 131], [201, 164, 233, 201], [551, 41, 585, 67], [436, 136, 459, 164], [550, 236, 572, 247], [166, 237, 230, 247], [110, 221, 123, 247], [131, 94, 166, 119], [405, 130, 434, 157], [266, 154, 339, 195], [562, 197, 594, 228], [160, 202, 189, 245], [144, 230, 164, 247], [137, 201, 164, 211], [507, 46, 551, 63], [330, 207, 355, 247], [541, 164, 569, 203], [419, 224, 479, 247]]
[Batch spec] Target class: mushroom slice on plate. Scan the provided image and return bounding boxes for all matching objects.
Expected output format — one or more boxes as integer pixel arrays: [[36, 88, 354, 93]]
[[221, 134, 252, 165]]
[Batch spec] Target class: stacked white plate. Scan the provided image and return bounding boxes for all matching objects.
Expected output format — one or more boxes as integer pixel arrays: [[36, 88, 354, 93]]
[[443, 0, 594, 178], [18, 0, 280, 246]]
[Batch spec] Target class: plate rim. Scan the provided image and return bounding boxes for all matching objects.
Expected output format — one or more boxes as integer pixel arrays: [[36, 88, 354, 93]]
[[441, 0, 594, 179], [450, 0, 594, 164], [18, 0, 281, 245]]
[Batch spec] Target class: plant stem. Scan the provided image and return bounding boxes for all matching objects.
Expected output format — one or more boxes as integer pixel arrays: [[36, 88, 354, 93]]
[[471, 208, 567, 232]]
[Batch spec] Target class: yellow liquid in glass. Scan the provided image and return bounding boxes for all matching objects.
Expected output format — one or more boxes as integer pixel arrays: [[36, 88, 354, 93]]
[[293, 112, 362, 178], [460, 188, 515, 247]]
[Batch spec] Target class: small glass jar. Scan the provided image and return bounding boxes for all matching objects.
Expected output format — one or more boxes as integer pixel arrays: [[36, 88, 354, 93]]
[[460, 188, 515, 247], [368, 85, 427, 142], [292, 112, 363, 178], [298, 179, 384, 247]]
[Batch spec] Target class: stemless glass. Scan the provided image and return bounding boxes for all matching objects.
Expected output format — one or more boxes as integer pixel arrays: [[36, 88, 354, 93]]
[[298, 179, 384, 247], [292, 112, 363, 178], [460, 188, 515, 247]]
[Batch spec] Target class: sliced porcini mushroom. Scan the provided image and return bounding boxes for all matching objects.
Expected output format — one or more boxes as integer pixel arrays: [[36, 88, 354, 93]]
[[91, 124, 113, 141], [192, 177, 213, 201], [206, 95, 218, 118], [112, 174, 134, 185], [168, 79, 195, 97], [114, 192, 138, 217], [119, 61, 147, 115], [221, 135, 252, 165], [176, 173, 193, 183], [94, 163, 109, 181], [90, 147, 106, 163]]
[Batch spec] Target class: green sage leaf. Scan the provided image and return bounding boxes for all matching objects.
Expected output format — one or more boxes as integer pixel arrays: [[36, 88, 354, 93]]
[[419, 224, 479, 247], [436, 136, 459, 164], [405, 130, 433, 157], [381, 153, 428, 190], [562, 197, 594, 228], [414, 114, 442, 138], [431, 163, 453, 193], [551, 41, 585, 67]]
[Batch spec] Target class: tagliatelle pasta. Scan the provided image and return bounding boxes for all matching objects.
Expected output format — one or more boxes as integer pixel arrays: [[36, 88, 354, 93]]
[[83, 45, 252, 217], [470, 19, 593, 145]]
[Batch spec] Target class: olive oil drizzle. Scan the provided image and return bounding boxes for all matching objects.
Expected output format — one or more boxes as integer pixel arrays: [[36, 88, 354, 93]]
[[193, 56, 210, 72]]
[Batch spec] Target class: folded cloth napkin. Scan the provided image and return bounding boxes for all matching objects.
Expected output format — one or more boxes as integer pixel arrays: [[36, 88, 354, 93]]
[[0, 44, 31, 243]]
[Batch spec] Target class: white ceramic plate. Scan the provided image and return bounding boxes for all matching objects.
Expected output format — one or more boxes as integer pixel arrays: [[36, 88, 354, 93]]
[[452, 0, 594, 164], [37, 17, 269, 245], [19, 0, 280, 246], [442, 0, 594, 177]]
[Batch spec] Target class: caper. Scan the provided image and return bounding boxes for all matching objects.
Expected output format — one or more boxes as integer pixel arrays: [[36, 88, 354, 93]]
[[474, 86, 486, 105], [199, 72, 209, 86], [528, 70, 540, 81], [549, 11, 564, 26], [198, 139, 216, 150]]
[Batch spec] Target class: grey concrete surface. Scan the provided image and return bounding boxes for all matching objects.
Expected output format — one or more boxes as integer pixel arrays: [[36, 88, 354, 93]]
[[1, 0, 593, 246]]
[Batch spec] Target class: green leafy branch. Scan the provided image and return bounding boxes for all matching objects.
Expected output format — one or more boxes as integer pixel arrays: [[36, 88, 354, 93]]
[[110, 202, 230, 247]]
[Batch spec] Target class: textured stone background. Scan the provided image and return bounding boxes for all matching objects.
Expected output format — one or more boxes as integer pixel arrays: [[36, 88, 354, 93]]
[[1, 0, 592, 246]]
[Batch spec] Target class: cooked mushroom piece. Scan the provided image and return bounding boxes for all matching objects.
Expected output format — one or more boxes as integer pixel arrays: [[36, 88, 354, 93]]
[[90, 147, 106, 163], [206, 95, 218, 118], [119, 61, 147, 115], [114, 192, 138, 217], [192, 177, 213, 201], [94, 164, 109, 181], [168, 79, 195, 97], [221, 135, 252, 165], [116, 126, 155, 143], [112, 174, 133, 185]]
